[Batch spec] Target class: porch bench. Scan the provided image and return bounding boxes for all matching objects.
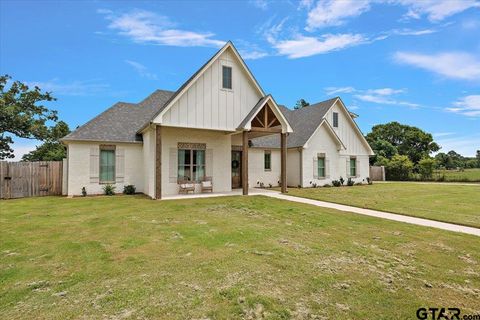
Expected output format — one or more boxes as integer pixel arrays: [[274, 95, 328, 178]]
[[178, 180, 195, 194]]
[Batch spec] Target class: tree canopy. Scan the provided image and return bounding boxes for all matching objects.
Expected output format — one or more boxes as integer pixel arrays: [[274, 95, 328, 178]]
[[0, 75, 58, 159], [22, 121, 70, 161], [294, 99, 310, 110], [366, 121, 440, 165]]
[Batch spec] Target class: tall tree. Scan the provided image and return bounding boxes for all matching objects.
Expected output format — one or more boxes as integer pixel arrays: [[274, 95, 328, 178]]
[[477, 150, 480, 167], [294, 99, 310, 110], [0, 75, 57, 159], [22, 121, 70, 161], [366, 121, 440, 164]]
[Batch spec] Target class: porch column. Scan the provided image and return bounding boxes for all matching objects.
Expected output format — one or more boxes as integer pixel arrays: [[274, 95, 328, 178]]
[[281, 132, 287, 193], [242, 130, 249, 195], [155, 125, 162, 199]]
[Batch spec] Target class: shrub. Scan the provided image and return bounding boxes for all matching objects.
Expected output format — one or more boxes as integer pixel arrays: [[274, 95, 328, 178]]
[[339, 177, 345, 185], [332, 180, 341, 187], [81, 187, 87, 197], [355, 182, 363, 186], [418, 158, 436, 180], [102, 184, 116, 196], [323, 183, 332, 187], [123, 185, 136, 195], [385, 154, 413, 181], [347, 178, 354, 186], [310, 182, 318, 188], [366, 177, 373, 185]]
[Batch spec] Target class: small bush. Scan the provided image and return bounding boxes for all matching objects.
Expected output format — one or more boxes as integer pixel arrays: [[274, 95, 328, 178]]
[[103, 184, 116, 196], [323, 183, 332, 188], [354, 182, 363, 186], [332, 180, 341, 187], [418, 157, 436, 180], [81, 187, 87, 197], [385, 154, 413, 181], [123, 185, 136, 195], [339, 177, 345, 185], [347, 178, 354, 186], [366, 177, 373, 185], [311, 182, 318, 188]]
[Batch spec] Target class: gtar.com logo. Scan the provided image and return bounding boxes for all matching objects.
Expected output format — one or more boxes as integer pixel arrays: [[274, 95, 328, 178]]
[[416, 307, 480, 320]]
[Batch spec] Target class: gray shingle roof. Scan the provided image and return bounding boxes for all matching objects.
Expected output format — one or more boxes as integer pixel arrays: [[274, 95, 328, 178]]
[[62, 90, 174, 143], [250, 97, 338, 148]]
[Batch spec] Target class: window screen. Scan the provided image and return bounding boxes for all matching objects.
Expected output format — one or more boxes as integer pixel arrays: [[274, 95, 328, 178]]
[[100, 149, 115, 183], [222, 66, 232, 89], [333, 112, 339, 128]]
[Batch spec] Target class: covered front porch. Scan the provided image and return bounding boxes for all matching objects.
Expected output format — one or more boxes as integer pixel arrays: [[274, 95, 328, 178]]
[[235, 95, 293, 195]]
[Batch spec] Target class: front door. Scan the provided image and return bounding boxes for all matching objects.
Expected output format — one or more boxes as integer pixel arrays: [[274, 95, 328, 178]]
[[231, 151, 242, 188]]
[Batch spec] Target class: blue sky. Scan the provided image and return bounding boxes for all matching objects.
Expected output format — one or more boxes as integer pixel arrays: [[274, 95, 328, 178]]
[[1, 0, 479, 159]]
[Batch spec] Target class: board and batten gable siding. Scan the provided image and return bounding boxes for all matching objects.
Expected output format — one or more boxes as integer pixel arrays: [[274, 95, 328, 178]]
[[325, 100, 371, 156], [159, 48, 263, 131], [67, 142, 144, 196]]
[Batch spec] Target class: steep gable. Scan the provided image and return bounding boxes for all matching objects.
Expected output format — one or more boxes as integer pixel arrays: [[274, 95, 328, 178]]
[[153, 42, 265, 131], [325, 98, 374, 155]]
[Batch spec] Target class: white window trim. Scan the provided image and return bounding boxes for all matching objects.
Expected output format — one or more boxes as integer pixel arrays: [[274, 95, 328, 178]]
[[220, 62, 234, 92]]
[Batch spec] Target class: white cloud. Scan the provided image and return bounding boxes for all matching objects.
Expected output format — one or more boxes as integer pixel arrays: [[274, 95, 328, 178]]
[[392, 28, 437, 36], [100, 9, 224, 48], [446, 95, 480, 117], [324, 86, 356, 95], [305, 0, 371, 30], [238, 49, 269, 60], [355, 94, 420, 108], [272, 33, 367, 59], [26, 79, 109, 96], [125, 60, 158, 80], [394, 51, 480, 81], [396, 0, 480, 22], [367, 88, 404, 95]]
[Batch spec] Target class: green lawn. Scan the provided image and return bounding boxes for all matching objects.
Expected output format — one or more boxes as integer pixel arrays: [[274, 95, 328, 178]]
[[1, 196, 479, 319], [286, 183, 480, 228]]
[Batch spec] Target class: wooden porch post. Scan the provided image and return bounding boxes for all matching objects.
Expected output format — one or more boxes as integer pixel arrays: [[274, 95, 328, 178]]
[[281, 132, 287, 193], [155, 125, 162, 199], [242, 130, 249, 195]]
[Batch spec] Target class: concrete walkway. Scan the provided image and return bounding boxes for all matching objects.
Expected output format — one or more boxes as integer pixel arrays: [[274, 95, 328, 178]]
[[262, 191, 480, 237]]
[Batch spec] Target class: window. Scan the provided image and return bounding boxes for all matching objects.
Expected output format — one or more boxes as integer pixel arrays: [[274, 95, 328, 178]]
[[350, 157, 356, 177], [317, 156, 325, 178], [178, 148, 205, 181], [333, 112, 339, 128], [100, 147, 115, 183], [264, 151, 271, 171], [222, 66, 232, 89]]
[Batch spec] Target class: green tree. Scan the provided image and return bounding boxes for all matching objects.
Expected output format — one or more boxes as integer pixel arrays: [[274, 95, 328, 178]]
[[0, 75, 57, 159], [417, 157, 436, 180], [294, 99, 310, 110], [385, 154, 413, 181], [369, 139, 398, 165], [476, 150, 480, 167], [22, 121, 70, 161], [366, 121, 440, 164]]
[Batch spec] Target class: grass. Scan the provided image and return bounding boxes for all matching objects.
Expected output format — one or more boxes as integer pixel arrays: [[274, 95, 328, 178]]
[[285, 183, 480, 228], [433, 168, 480, 182], [1, 195, 480, 319]]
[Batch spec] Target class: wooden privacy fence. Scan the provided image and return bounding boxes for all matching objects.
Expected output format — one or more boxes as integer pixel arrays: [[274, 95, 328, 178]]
[[369, 165, 386, 181], [0, 161, 63, 199]]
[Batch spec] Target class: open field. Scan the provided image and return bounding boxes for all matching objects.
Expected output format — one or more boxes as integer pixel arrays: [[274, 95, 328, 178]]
[[432, 168, 480, 182], [1, 195, 479, 319], [286, 183, 480, 228]]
